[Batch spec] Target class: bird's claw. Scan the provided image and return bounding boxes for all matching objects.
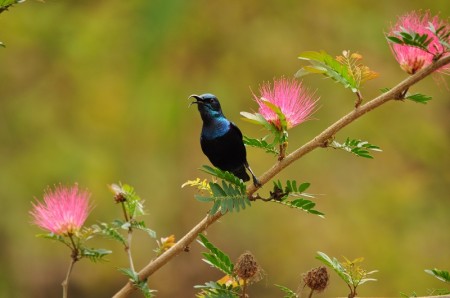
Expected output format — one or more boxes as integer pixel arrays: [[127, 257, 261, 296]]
[[252, 177, 262, 188]]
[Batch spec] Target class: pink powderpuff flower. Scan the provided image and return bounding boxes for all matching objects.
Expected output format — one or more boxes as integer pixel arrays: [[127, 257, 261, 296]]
[[388, 10, 450, 74], [253, 78, 318, 130], [30, 184, 91, 235]]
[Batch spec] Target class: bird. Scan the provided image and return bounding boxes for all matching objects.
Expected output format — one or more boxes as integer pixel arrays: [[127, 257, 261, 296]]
[[189, 93, 261, 187]]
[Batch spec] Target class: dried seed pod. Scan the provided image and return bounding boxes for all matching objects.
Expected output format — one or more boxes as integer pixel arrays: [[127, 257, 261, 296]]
[[303, 266, 329, 292], [234, 251, 262, 282]]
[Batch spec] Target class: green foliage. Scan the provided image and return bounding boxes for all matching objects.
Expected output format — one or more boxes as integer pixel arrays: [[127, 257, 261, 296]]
[[331, 138, 382, 159], [118, 268, 156, 298], [260, 98, 289, 132], [196, 234, 240, 298], [316, 251, 351, 284], [243, 135, 279, 155], [316, 251, 377, 297], [130, 220, 156, 238], [92, 220, 156, 249], [381, 87, 432, 104], [36, 232, 112, 263], [36, 232, 70, 246], [427, 22, 450, 50], [406, 93, 433, 104], [271, 180, 324, 217], [0, 0, 23, 13], [388, 23, 450, 57], [296, 50, 378, 94], [201, 165, 246, 191], [241, 106, 288, 155], [198, 234, 234, 275], [91, 222, 127, 245], [80, 247, 112, 263], [104, 183, 156, 244], [387, 31, 434, 53], [429, 289, 450, 295], [196, 166, 250, 215], [425, 268, 450, 283], [110, 183, 146, 219], [0, 0, 24, 45], [241, 98, 292, 159], [195, 282, 239, 298], [240, 111, 274, 130], [275, 284, 299, 298]]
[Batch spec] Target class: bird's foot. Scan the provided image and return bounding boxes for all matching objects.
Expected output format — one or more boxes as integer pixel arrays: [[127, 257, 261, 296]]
[[252, 176, 262, 188]]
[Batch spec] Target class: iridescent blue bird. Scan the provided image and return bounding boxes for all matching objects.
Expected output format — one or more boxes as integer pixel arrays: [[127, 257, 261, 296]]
[[189, 93, 260, 187]]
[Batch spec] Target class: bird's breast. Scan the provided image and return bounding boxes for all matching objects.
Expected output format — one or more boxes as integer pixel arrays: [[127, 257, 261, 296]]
[[201, 119, 230, 139]]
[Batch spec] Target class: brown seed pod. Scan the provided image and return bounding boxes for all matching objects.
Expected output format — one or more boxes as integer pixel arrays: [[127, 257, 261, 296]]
[[234, 251, 262, 282], [303, 266, 329, 292]]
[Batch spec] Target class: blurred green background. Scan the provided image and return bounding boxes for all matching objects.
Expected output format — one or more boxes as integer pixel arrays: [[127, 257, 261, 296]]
[[1, 1, 449, 297]]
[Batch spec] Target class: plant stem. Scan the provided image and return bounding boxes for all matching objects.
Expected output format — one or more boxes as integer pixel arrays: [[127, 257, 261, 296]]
[[307, 288, 314, 298], [278, 141, 287, 161], [126, 228, 135, 273], [62, 234, 79, 298], [62, 257, 77, 298], [121, 201, 136, 273], [241, 279, 247, 298], [112, 54, 450, 298], [121, 202, 129, 222]]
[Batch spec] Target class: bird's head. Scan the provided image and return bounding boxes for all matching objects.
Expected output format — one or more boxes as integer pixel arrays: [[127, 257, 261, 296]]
[[189, 93, 224, 120]]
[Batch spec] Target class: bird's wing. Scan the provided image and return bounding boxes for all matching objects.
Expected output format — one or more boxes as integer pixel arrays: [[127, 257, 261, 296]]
[[200, 121, 247, 169], [229, 121, 243, 139]]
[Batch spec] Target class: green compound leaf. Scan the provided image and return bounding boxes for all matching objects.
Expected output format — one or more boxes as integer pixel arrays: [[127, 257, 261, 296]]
[[80, 247, 112, 263], [274, 284, 299, 298], [297, 50, 378, 94], [201, 165, 246, 191], [241, 110, 285, 146], [118, 268, 156, 298], [316, 251, 377, 293], [331, 138, 382, 159], [243, 136, 279, 155], [198, 234, 234, 275], [110, 183, 146, 219], [316, 251, 351, 285], [0, 0, 24, 15], [406, 93, 432, 104], [381, 87, 432, 104], [195, 281, 239, 298], [270, 180, 323, 217], [206, 181, 250, 215], [35, 233, 69, 246], [91, 222, 127, 245], [259, 97, 288, 132], [387, 30, 434, 52], [425, 268, 450, 283], [131, 220, 156, 238]]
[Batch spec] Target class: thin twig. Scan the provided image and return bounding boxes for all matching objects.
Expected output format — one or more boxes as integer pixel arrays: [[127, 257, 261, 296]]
[[112, 55, 450, 298], [61, 257, 77, 298], [126, 229, 135, 273], [62, 234, 79, 298], [241, 279, 247, 298], [121, 202, 136, 273]]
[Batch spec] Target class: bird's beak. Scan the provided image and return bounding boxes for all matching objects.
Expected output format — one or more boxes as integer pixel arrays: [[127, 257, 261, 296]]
[[188, 94, 203, 107]]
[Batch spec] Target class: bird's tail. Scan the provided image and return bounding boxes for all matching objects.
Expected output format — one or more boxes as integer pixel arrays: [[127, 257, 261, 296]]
[[232, 165, 250, 182]]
